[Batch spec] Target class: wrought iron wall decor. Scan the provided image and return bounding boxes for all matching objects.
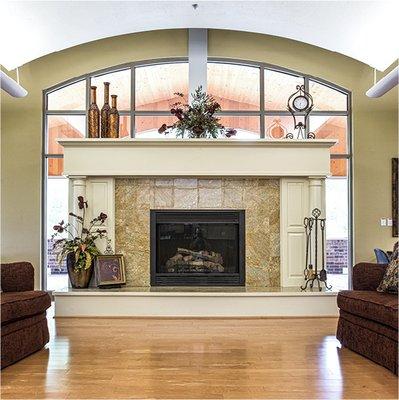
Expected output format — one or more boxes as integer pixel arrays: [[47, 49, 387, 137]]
[[301, 208, 332, 291], [286, 84, 315, 140]]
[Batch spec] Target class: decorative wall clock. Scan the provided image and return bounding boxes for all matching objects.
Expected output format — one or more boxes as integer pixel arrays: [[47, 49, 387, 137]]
[[286, 85, 315, 139]]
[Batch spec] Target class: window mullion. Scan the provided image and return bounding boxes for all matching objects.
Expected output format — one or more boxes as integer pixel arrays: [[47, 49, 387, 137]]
[[304, 76, 310, 136], [85, 76, 91, 138], [131, 66, 135, 138], [44, 154, 64, 158], [260, 65, 265, 138]]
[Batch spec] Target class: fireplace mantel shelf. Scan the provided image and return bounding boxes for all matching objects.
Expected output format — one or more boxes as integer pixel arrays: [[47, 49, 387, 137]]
[[58, 138, 336, 177], [59, 138, 336, 148]]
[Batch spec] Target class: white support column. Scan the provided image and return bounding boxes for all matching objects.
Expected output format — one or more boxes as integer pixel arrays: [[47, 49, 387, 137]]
[[189, 28, 207, 97], [308, 177, 327, 278], [69, 176, 87, 228], [308, 177, 325, 217], [67, 177, 87, 289], [85, 178, 115, 254]]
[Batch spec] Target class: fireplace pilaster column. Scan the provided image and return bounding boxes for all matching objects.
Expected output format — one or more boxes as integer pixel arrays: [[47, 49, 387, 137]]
[[308, 176, 326, 274], [69, 176, 87, 225], [308, 177, 325, 217]]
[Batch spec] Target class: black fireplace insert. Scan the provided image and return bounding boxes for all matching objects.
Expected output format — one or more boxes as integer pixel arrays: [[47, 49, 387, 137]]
[[150, 210, 245, 286]]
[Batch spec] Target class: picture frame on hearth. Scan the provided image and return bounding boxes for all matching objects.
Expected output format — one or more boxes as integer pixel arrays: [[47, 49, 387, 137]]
[[95, 255, 126, 287]]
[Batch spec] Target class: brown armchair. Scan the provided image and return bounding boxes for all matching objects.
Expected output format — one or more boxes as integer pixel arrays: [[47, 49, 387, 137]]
[[337, 262, 398, 374], [1, 262, 51, 369]]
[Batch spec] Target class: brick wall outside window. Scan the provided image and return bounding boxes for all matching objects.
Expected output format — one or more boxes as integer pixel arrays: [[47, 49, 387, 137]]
[[326, 239, 348, 274], [47, 239, 67, 274]]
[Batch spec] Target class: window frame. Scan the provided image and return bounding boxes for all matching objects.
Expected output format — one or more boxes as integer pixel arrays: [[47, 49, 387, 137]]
[[42, 57, 353, 291]]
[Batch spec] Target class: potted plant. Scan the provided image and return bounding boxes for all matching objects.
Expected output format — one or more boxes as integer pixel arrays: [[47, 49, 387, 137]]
[[158, 86, 237, 138], [52, 196, 107, 288]]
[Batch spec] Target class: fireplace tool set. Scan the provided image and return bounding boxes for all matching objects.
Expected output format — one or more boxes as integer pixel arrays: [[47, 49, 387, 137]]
[[301, 208, 332, 291]]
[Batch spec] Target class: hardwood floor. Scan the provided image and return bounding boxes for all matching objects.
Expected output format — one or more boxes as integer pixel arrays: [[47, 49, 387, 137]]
[[1, 311, 398, 399]]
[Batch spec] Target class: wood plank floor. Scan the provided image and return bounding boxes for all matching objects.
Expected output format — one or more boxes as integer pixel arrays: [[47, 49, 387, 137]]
[[1, 312, 398, 399]]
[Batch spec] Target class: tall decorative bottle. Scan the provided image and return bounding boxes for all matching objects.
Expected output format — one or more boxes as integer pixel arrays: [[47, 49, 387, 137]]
[[100, 82, 111, 138], [88, 86, 100, 138], [109, 94, 120, 138]]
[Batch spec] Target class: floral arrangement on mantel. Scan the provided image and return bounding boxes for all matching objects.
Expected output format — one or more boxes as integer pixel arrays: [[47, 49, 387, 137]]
[[158, 86, 237, 139], [52, 196, 107, 288]]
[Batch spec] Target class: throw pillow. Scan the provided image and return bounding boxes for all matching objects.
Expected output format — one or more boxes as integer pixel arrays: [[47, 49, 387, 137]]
[[377, 247, 398, 293], [389, 241, 398, 262]]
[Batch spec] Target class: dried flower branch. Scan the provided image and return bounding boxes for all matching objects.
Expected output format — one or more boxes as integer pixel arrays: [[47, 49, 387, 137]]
[[52, 196, 107, 272]]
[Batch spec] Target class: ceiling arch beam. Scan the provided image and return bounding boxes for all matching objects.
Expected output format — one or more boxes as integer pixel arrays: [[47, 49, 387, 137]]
[[1, 1, 398, 71]]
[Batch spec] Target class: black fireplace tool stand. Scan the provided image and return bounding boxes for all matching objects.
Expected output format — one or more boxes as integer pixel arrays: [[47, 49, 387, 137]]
[[301, 208, 332, 291]]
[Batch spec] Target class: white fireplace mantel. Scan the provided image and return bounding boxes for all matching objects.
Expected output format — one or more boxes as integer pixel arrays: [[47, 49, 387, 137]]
[[58, 138, 336, 177], [58, 138, 336, 292]]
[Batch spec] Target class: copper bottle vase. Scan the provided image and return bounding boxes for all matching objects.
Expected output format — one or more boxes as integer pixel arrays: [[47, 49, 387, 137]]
[[100, 82, 111, 138], [88, 86, 100, 138], [109, 95, 120, 138]]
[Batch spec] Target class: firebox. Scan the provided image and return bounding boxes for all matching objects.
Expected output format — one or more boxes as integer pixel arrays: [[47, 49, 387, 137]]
[[150, 210, 245, 286]]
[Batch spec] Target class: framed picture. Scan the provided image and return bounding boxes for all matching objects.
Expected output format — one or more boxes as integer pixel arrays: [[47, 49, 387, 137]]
[[95, 255, 126, 287], [393, 158, 398, 237]]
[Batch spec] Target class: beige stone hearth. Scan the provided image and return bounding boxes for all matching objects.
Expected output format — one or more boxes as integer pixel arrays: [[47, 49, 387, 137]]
[[115, 178, 280, 287]]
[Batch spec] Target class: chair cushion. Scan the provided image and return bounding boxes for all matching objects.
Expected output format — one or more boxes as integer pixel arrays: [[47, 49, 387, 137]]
[[337, 290, 398, 329], [1, 291, 51, 325]]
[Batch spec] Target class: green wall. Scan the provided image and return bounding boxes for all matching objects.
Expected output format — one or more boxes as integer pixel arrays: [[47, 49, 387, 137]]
[[1, 29, 397, 287]]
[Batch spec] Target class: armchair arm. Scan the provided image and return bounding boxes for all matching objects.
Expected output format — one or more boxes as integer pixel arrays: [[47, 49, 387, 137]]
[[352, 262, 387, 291], [1, 262, 34, 292]]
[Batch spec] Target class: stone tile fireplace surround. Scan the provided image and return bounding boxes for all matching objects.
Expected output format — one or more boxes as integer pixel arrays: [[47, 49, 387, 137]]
[[59, 138, 335, 288], [115, 178, 280, 287]]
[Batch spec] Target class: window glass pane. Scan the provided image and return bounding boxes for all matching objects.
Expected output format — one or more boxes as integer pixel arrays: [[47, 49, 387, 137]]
[[135, 63, 189, 111], [265, 70, 304, 111], [330, 158, 348, 176], [116, 116, 131, 138], [135, 116, 259, 139], [309, 116, 347, 154], [47, 115, 85, 154], [91, 69, 131, 110], [265, 116, 295, 139], [326, 159, 349, 290], [48, 158, 64, 176], [135, 116, 177, 138], [309, 80, 347, 111], [47, 80, 86, 110], [218, 116, 260, 138], [46, 167, 69, 291], [207, 63, 260, 111]]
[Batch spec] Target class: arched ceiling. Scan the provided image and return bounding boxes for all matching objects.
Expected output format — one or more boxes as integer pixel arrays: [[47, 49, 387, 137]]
[[1, 0, 398, 71]]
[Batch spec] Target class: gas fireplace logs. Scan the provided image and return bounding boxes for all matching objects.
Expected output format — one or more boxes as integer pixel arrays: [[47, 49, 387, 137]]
[[165, 248, 224, 273]]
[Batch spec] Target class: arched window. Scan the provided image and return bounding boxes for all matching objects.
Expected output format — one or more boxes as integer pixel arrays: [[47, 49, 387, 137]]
[[43, 59, 351, 291]]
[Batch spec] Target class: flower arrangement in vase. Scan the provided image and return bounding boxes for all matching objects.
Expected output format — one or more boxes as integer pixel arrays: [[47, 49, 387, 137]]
[[158, 86, 236, 139], [52, 196, 107, 288]]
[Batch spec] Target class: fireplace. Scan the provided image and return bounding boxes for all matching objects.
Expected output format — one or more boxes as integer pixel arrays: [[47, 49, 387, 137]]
[[150, 210, 245, 286]]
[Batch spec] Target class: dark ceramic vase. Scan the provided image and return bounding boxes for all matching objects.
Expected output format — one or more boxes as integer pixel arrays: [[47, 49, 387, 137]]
[[66, 252, 93, 289]]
